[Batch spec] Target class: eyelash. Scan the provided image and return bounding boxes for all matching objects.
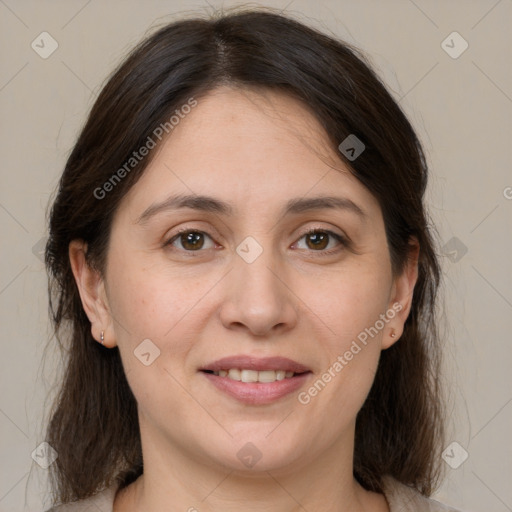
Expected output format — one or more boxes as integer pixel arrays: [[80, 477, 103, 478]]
[[163, 226, 349, 257]]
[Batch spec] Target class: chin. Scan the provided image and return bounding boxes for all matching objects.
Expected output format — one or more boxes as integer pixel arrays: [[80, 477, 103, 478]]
[[200, 432, 308, 474]]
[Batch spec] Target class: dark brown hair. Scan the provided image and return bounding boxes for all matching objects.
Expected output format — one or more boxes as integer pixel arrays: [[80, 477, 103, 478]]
[[44, 6, 445, 506]]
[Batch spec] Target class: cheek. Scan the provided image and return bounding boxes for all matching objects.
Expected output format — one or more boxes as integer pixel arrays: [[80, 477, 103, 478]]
[[104, 250, 211, 389], [301, 261, 391, 348], [105, 264, 197, 420], [300, 325, 383, 431], [106, 246, 198, 340], [295, 264, 390, 415]]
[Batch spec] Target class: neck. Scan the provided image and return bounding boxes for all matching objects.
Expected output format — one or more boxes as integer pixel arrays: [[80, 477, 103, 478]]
[[115, 420, 389, 512]]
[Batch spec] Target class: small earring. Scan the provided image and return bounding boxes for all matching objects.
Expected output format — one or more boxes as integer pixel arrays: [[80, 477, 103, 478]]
[[100, 330, 104, 344], [390, 330, 396, 338]]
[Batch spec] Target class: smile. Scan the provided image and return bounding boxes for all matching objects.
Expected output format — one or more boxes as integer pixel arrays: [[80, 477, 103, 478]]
[[199, 355, 312, 404], [208, 369, 297, 382]]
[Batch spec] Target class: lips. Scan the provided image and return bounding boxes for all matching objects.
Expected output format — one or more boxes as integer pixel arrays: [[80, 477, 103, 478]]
[[199, 355, 312, 404], [199, 355, 311, 374]]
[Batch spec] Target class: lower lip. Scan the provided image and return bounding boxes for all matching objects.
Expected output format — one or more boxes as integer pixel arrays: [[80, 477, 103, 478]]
[[201, 371, 312, 405]]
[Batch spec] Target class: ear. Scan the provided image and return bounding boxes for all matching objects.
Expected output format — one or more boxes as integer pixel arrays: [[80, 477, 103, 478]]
[[382, 236, 420, 350], [69, 239, 116, 347]]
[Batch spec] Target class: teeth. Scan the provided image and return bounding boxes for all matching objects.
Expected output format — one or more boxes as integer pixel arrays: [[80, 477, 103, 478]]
[[228, 369, 241, 381], [212, 369, 298, 382], [258, 370, 280, 382], [241, 369, 258, 382]]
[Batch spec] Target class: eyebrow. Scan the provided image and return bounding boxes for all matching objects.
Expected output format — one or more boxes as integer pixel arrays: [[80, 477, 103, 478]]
[[136, 193, 368, 224]]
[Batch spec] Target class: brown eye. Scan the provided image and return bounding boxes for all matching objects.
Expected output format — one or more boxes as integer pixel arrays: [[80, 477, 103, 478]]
[[305, 231, 329, 250], [166, 230, 215, 252], [179, 232, 205, 250], [294, 229, 347, 254]]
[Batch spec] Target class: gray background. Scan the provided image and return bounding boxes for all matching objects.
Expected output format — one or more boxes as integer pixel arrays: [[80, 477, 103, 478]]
[[0, 1, 511, 510]]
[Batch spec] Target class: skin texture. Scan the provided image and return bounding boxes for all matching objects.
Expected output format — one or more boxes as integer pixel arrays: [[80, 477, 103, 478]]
[[69, 86, 419, 512]]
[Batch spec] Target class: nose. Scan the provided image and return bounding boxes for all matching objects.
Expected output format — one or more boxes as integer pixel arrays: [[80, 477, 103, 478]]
[[218, 244, 299, 337]]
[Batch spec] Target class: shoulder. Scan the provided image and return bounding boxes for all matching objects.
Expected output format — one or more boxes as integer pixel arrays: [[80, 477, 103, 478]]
[[43, 483, 118, 512], [44, 477, 468, 512], [381, 475, 466, 512]]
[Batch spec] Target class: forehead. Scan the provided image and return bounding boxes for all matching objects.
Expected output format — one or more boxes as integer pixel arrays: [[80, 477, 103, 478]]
[[115, 86, 381, 224]]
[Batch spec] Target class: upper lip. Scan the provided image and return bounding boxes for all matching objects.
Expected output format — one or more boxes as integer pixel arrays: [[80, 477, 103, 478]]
[[200, 355, 311, 373]]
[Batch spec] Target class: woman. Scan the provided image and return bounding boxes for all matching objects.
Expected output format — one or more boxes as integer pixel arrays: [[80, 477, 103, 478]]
[[43, 7, 464, 512]]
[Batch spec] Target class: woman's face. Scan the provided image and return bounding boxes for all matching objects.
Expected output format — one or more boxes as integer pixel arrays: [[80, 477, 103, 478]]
[[75, 86, 416, 475]]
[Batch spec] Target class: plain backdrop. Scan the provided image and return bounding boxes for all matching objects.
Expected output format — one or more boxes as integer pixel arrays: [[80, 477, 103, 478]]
[[0, 1, 511, 511]]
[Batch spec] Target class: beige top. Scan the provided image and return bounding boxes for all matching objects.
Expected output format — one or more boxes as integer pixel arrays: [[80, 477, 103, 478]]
[[45, 475, 465, 511]]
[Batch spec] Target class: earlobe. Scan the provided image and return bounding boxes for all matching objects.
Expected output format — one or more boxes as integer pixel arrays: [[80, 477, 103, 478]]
[[383, 237, 420, 349], [68, 240, 114, 346]]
